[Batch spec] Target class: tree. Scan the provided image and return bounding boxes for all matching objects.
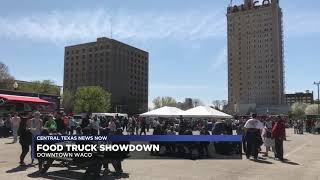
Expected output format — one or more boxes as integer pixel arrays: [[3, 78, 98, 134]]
[[0, 61, 15, 89], [62, 89, 74, 114], [221, 100, 228, 112], [19, 80, 60, 95], [212, 100, 221, 109], [74, 86, 111, 114], [221, 100, 227, 107], [152, 97, 162, 109], [152, 96, 177, 109], [291, 102, 308, 119], [305, 104, 319, 115]]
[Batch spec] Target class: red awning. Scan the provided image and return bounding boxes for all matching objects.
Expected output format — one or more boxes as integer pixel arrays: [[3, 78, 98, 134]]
[[0, 94, 50, 104]]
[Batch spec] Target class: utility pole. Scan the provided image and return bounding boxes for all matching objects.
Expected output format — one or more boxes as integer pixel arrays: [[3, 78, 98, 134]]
[[314, 81, 320, 115]]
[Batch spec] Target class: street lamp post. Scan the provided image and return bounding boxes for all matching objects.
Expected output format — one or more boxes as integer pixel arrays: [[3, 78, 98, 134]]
[[314, 81, 320, 115]]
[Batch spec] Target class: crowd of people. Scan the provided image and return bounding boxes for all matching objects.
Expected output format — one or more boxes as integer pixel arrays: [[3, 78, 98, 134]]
[[293, 120, 304, 134], [0, 110, 318, 178], [237, 114, 286, 161]]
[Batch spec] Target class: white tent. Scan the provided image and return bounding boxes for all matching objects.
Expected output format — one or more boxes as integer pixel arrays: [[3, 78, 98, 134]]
[[91, 113, 128, 118], [140, 106, 185, 118], [178, 106, 233, 119]]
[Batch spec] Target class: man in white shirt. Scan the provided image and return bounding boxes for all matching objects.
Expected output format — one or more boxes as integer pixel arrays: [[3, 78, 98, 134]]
[[244, 113, 263, 160], [10, 113, 21, 143]]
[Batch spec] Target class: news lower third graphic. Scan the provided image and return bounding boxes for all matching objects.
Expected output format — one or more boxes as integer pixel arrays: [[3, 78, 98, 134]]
[[32, 135, 242, 160]]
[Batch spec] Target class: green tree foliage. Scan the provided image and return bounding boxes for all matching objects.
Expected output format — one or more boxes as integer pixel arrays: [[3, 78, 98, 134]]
[[152, 96, 177, 109], [62, 89, 74, 113], [0, 61, 15, 89], [74, 86, 111, 113], [19, 80, 60, 95], [291, 102, 308, 119], [305, 104, 319, 115]]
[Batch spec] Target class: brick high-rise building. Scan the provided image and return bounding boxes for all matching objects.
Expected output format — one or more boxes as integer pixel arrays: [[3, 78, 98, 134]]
[[227, 0, 286, 114], [285, 90, 314, 107], [63, 37, 148, 114]]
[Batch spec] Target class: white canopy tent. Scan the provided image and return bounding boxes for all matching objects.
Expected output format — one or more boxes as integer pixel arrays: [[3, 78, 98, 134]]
[[91, 113, 128, 118], [178, 106, 233, 119], [140, 106, 185, 118]]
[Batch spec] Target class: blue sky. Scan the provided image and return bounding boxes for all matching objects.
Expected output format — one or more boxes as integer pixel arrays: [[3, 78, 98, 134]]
[[0, 0, 320, 107]]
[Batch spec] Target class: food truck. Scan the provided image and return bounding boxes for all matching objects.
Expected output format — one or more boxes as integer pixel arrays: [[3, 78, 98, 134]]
[[0, 93, 53, 116]]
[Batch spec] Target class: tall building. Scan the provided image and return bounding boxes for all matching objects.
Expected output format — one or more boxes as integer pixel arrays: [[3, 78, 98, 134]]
[[63, 37, 149, 114], [285, 90, 314, 106], [177, 98, 194, 110], [227, 0, 286, 114]]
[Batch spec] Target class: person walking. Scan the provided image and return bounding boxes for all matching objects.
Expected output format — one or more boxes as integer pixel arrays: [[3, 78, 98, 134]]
[[29, 111, 43, 164], [293, 120, 298, 134], [131, 117, 137, 135], [244, 114, 264, 160], [68, 116, 75, 135], [3, 117, 11, 138], [262, 118, 275, 157], [146, 118, 150, 132], [29, 111, 43, 136], [140, 118, 146, 135], [108, 118, 117, 134], [90, 116, 100, 135], [126, 118, 133, 135], [272, 116, 286, 161], [11, 113, 21, 143], [236, 120, 246, 154], [135, 117, 140, 135], [44, 114, 57, 133], [55, 112, 66, 134], [18, 117, 32, 165], [81, 115, 90, 129], [199, 127, 210, 157], [0, 118, 5, 138]]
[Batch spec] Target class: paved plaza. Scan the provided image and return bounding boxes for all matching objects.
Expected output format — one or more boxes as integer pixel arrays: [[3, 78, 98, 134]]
[[0, 129, 319, 180]]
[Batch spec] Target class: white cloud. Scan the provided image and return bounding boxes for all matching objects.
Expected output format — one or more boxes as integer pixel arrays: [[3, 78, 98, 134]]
[[0, 7, 318, 44], [0, 9, 226, 43]]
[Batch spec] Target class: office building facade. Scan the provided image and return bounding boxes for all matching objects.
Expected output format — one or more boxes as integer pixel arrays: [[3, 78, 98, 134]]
[[227, 0, 286, 114], [285, 91, 314, 106], [63, 37, 148, 114]]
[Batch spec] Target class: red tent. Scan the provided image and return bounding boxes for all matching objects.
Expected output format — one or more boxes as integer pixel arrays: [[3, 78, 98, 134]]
[[0, 94, 50, 104]]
